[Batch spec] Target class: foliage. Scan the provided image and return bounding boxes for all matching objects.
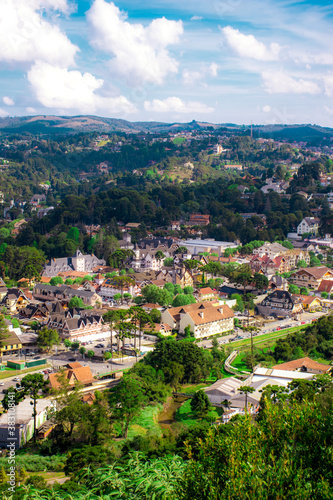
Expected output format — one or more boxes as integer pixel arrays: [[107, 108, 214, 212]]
[[68, 296, 84, 308], [37, 326, 59, 352], [190, 389, 212, 419]]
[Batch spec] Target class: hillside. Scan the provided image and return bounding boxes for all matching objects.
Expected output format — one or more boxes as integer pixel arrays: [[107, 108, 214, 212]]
[[1, 115, 333, 141]]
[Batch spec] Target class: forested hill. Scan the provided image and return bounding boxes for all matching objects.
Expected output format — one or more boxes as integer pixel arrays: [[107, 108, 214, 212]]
[[0, 115, 333, 141]]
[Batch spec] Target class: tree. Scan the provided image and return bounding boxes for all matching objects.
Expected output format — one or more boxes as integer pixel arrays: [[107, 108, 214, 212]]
[[0, 315, 10, 360], [87, 349, 95, 359], [36, 326, 59, 353], [300, 287, 309, 295], [184, 259, 200, 271], [50, 276, 64, 286], [172, 294, 196, 307], [150, 308, 162, 324], [129, 306, 152, 351], [19, 373, 47, 442], [63, 339, 72, 349], [239, 385, 255, 412], [155, 250, 166, 261], [163, 362, 185, 393], [164, 257, 174, 267], [79, 346, 86, 358], [103, 310, 119, 359], [71, 341, 80, 352], [190, 389, 212, 419], [297, 259, 308, 269], [68, 296, 84, 308], [321, 291, 328, 299], [288, 284, 300, 294], [2, 385, 25, 411], [252, 273, 268, 290], [111, 275, 135, 305], [175, 246, 188, 254], [109, 375, 147, 438]]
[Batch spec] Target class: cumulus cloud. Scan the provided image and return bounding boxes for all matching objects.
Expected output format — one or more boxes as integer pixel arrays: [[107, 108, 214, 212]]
[[144, 97, 214, 114], [28, 61, 136, 114], [26, 107, 37, 114], [182, 63, 218, 85], [0, 0, 78, 67], [0, 108, 9, 118], [262, 70, 321, 94], [222, 26, 281, 61], [86, 0, 183, 85], [323, 75, 333, 97], [3, 96, 14, 105]]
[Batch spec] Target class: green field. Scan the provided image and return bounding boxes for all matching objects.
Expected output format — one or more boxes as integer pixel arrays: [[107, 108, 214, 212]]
[[175, 399, 223, 428], [172, 137, 186, 145], [0, 363, 50, 380], [127, 404, 163, 439]]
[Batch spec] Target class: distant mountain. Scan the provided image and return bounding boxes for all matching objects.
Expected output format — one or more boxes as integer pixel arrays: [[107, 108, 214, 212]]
[[0, 115, 332, 141]]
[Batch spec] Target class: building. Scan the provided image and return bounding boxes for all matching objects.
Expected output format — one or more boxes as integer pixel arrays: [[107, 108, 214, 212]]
[[47, 309, 105, 341], [194, 287, 218, 301], [43, 250, 105, 277], [0, 329, 22, 358], [297, 217, 320, 236], [0, 398, 54, 449], [1, 288, 30, 313], [33, 283, 102, 306], [161, 301, 234, 339], [273, 357, 332, 375], [253, 242, 287, 259], [289, 266, 333, 290], [188, 214, 210, 226], [256, 289, 303, 317], [48, 362, 94, 390], [179, 239, 239, 257]]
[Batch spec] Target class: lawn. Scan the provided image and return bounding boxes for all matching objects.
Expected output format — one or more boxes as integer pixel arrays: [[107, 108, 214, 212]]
[[172, 137, 186, 145], [0, 364, 50, 380], [127, 404, 163, 439], [175, 399, 223, 428]]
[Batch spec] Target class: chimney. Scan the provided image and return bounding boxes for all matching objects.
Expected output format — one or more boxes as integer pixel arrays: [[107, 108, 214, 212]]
[[218, 307, 223, 314], [199, 312, 204, 318]]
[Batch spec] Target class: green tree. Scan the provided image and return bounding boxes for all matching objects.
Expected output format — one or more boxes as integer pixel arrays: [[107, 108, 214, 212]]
[[87, 349, 95, 359], [109, 375, 147, 438], [239, 385, 255, 411], [288, 284, 300, 294], [172, 294, 196, 307], [36, 326, 59, 353], [19, 373, 47, 442], [164, 257, 174, 266], [68, 296, 84, 308], [297, 259, 308, 269], [190, 389, 212, 419], [50, 276, 64, 286], [79, 346, 86, 358], [163, 362, 185, 393]]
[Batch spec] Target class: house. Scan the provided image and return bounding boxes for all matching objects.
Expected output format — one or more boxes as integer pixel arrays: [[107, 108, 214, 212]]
[[289, 266, 333, 290], [195, 287, 218, 301], [47, 310, 105, 341], [317, 280, 333, 295], [0, 330, 22, 358], [161, 301, 234, 339], [291, 294, 321, 311], [33, 283, 102, 306], [297, 217, 320, 236], [0, 397, 55, 449], [43, 250, 106, 277], [156, 267, 194, 288], [118, 232, 134, 250], [99, 278, 138, 300], [188, 214, 210, 226], [253, 242, 287, 259], [273, 357, 332, 375], [256, 290, 303, 317], [1, 288, 30, 313], [268, 275, 288, 291], [48, 363, 94, 390], [0, 278, 7, 301]]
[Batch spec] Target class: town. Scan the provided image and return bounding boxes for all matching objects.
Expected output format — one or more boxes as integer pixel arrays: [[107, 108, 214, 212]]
[[0, 119, 333, 498]]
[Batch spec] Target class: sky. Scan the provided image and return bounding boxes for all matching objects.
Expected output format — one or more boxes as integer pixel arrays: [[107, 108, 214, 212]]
[[0, 0, 333, 126]]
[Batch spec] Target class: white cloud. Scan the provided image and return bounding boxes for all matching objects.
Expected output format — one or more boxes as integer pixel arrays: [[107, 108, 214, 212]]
[[86, 0, 183, 85], [262, 70, 321, 94], [0, 0, 77, 67], [190, 16, 202, 21], [182, 63, 218, 85], [323, 75, 333, 97], [26, 107, 37, 114], [3, 96, 14, 105], [28, 61, 136, 114], [263, 105, 271, 112], [144, 97, 214, 114], [0, 108, 9, 118], [209, 62, 218, 77], [182, 69, 202, 85], [222, 26, 281, 61]]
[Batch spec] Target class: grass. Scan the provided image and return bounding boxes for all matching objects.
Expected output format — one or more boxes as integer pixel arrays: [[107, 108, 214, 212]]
[[0, 364, 50, 380], [175, 399, 223, 428], [172, 137, 186, 145], [127, 404, 163, 439]]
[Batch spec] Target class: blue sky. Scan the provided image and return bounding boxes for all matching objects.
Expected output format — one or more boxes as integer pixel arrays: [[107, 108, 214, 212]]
[[0, 0, 333, 126]]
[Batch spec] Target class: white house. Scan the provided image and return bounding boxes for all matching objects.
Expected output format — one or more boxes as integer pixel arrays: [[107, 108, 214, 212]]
[[297, 217, 320, 236]]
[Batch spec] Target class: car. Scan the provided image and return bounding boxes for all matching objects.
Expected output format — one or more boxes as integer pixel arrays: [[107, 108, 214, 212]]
[[68, 358, 77, 362], [301, 321, 305, 325], [0, 382, 4, 386], [99, 344, 105, 348], [33, 356, 41, 360], [13, 377, 20, 382]]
